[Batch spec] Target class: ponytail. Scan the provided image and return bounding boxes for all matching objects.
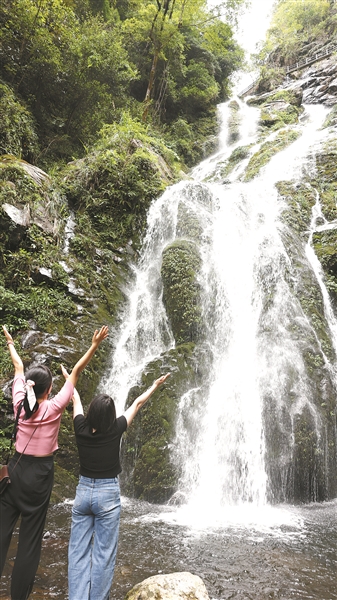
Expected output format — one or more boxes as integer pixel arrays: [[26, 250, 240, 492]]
[[23, 365, 52, 419]]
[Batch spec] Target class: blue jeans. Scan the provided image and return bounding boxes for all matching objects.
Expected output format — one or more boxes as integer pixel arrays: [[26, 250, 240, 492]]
[[68, 476, 121, 600]]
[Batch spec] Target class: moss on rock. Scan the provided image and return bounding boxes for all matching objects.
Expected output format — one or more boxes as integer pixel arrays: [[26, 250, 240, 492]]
[[120, 344, 203, 503], [218, 144, 253, 179], [247, 87, 303, 109], [277, 181, 317, 234], [313, 140, 337, 222], [313, 229, 337, 305], [161, 240, 202, 345], [62, 116, 180, 249], [244, 129, 301, 181]]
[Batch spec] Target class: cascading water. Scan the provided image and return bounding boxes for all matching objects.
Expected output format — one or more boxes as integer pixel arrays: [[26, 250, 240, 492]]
[[104, 95, 337, 519]]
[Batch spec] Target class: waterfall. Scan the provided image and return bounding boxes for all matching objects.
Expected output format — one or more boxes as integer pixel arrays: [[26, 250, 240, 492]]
[[103, 96, 337, 513]]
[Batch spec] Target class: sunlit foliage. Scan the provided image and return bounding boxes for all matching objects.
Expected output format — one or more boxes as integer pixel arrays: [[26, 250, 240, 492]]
[[260, 0, 334, 64]]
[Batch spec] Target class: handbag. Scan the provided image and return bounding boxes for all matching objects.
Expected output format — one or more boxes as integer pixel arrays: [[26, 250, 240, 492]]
[[0, 400, 23, 495], [0, 464, 10, 494], [0, 400, 48, 495]]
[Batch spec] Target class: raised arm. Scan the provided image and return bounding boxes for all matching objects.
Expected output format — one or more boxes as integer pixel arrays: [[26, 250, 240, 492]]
[[61, 365, 83, 419], [2, 325, 24, 376], [67, 326, 109, 387], [124, 373, 170, 427]]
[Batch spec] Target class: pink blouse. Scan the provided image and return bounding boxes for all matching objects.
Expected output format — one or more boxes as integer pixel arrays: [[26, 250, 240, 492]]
[[12, 375, 74, 455]]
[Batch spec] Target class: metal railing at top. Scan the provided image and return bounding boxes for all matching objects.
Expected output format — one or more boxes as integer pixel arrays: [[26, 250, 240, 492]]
[[238, 43, 337, 98], [285, 43, 337, 74], [237, 79, 259, 98]]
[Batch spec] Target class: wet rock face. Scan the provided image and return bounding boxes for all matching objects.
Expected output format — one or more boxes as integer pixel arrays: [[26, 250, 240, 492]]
[[124, 572, 210, 600], [121, 344, 206, 504], [248, 55, 337, 108], [287, 56, 337, 106]]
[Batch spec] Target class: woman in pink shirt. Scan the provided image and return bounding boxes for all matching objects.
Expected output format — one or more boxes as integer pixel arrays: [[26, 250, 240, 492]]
[[0, 324, 109, 600]]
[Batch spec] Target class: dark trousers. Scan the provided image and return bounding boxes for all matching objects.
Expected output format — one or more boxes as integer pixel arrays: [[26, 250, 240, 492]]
[[0, 452, 54, 600]]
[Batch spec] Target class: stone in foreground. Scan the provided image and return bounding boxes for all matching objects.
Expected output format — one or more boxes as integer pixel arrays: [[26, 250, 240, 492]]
[[124, 572, 210, 600]]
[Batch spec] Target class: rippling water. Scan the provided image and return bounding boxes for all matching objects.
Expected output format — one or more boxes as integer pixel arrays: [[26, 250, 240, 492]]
[[1, 498, 336, 599]]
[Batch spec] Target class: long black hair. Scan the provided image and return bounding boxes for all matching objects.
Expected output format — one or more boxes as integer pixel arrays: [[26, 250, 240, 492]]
[[85, 394, 116, 434], [23, 365, 53, 419]]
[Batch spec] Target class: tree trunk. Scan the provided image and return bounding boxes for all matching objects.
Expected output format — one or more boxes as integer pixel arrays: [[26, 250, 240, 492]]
[[142, 49, 160, 121]]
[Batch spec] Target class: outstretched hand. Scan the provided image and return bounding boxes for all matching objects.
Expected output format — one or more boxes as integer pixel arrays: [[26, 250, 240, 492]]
[[61, 364, 70, 380], [123, 372, 170, 427], [92, 326, 109, 347], [154, 373, 170, 388], [66, 325, 109, 388], [2, 325, 14, 344], [2, 325, 23, 375], [61, 364, 81, 405]]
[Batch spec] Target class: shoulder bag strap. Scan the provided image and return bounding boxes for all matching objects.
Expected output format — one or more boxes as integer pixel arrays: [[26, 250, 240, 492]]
[[5, 400, 24, 465], [9, 405, 49, 473]]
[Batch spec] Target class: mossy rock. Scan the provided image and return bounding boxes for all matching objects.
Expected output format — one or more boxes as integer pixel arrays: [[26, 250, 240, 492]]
[[259, 101, 300, 130], [62, 118, 180, 248], [176, 203, 203, 242], [278, 189, 336, 365], [244, 128, 301, 181], [161, 240, 202, 345], [247, 88, 303, 108], [277, 181, 317, 234], [292, 407, 328, 502], [313, 140, 337, 222], [260, 173, 337, 502], [217, 144, 253, 179], [120, 344, 203, 503], [251, 66, 287, 95], [312, 229, 337, 306], [322, 104, 337, 129]]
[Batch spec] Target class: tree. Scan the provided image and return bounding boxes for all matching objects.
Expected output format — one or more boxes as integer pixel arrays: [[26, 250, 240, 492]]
[[0, 0, 136, 161], [120, 0, 244, 122], [261, 0, 331, 65]]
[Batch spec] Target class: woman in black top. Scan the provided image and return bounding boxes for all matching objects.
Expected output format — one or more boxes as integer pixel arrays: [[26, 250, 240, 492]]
[[63, 366, 170, 600]]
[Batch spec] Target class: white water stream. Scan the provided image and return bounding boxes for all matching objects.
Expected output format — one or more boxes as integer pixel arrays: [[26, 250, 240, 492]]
[[102, 95, 337, 528]]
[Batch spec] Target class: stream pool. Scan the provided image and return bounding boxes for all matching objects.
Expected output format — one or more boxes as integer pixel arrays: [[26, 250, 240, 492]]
[[1, 497, 336, 599]]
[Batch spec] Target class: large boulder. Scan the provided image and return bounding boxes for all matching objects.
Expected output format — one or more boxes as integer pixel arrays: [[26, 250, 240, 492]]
[[124, 572, 210, 600], [161, 240, 202, 344]]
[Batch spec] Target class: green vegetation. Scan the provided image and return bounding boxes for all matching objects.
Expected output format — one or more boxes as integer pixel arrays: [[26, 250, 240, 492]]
[[277, 181, 317, 234], [0, 0, 244, 167], [257, 0, 336, 67], [322, 104, 337, 129], [310, 139, 337, 306], [247, 89, 303, 129], [244, 128, 300, 181], [63, 114, 180, 247], [215, 144, 252, 180], [0, 84, 38, 159]]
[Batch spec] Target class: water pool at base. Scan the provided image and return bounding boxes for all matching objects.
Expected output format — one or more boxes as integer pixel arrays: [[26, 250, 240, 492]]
[[1, 498, 336, 599]]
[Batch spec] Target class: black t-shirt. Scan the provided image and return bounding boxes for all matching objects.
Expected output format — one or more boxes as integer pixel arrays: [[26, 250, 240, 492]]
[[74, 414, 128, 478]]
